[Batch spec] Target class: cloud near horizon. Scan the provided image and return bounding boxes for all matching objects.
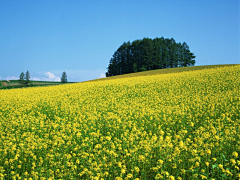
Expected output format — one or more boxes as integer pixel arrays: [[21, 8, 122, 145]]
[[47, 69, 106, 82], [6, 76, 18, 80], [44, 72, 61, 82], [100, 73, 106, 78], [31, 72, 60, 82]]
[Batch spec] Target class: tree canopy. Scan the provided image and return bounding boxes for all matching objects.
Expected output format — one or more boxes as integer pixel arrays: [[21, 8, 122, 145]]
[[18, 71, 31, 86], [106, 37, 196, 77], [61, 71, 68, 83], [19, 72, 25, 85], [25, 70, 30, 85]]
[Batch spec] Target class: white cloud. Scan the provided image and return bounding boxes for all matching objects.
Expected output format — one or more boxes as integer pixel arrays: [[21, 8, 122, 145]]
[[55, 69, 106, 82], [0, 76, 1, 80], [29, 72, 61, 82], [31, 77, 41, 81], [100, 73, 106, 78], [44, 72, 61, 82], [6, 76, 18, 80]]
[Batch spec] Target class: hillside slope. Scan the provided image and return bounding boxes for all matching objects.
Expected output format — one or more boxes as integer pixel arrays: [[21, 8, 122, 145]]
[[0, 65, 239, 179]]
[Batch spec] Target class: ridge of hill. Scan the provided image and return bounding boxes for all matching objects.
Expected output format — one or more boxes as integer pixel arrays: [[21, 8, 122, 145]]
[[1, 64, 238, 89], [89, 64, 238, 82]]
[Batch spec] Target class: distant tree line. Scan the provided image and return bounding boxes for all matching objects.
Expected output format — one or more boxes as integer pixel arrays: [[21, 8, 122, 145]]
[[18, 71, 68, 86], [106, 37, 196, 77]]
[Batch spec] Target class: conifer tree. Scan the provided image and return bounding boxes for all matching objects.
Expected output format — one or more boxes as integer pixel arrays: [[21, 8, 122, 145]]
[[61, 71, 67, 83], [19, 72, 25, 85], [25, 70, 31, 85]]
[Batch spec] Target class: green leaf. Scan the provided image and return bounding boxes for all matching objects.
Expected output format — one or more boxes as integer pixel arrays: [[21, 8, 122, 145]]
[[220, 153, 228, 161], [212, 164, 218, 169], [221, 174, 227, 178]]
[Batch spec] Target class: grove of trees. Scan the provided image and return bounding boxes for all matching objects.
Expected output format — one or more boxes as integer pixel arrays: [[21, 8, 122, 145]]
[[106, 37, 196, 77], [18, 70, 31, 86]]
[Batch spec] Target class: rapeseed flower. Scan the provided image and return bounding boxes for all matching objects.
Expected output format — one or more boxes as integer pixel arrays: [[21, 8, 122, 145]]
[[0, 65, 239, 179], [232, 151, 238, 158]]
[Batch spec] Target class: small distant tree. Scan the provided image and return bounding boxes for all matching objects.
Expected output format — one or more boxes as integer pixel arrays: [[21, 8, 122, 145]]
[[25, 70, 31, 85], [19, 72, 25, 85], [61, 71, 67, 83]]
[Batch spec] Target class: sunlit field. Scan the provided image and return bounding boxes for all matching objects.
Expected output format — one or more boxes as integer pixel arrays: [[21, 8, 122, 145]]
[[0, 65, 239, 180]]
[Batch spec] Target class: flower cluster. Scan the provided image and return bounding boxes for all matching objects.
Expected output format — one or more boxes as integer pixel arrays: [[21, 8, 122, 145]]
[[0, 65, 239, 179]]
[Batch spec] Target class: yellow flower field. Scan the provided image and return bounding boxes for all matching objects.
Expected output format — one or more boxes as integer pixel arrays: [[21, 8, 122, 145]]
[[0, 65, 239, 179]]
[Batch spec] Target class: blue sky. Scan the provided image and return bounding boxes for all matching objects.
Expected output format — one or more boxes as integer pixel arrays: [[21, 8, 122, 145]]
[[0, 0, 239, 82]]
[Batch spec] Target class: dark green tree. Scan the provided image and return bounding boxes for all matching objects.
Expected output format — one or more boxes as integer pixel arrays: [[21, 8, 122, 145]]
[[61, 71, 67, 83], [106, 37, 196, 77], [25, 70, 31, 85], [19, 72, 25, 85]]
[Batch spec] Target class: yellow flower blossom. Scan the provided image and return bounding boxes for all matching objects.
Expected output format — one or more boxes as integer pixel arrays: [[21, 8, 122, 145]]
[[206, 149, 211, 155], [232, 151, 238, 158], [155, 173, 163, 179], [127, 174, 133, 178]]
